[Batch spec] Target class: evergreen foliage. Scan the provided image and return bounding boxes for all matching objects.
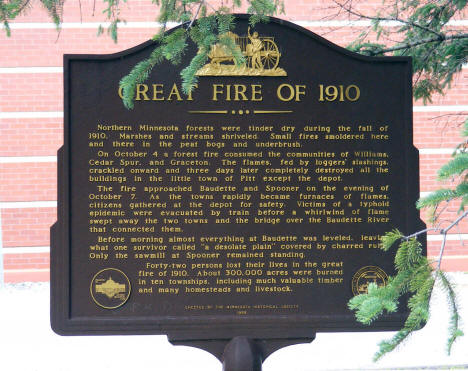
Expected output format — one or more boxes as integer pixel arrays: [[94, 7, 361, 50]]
[[337, 1, 468, 360], [1, 0, 31, 36], [336, 0, 468, 103], [3, 0, 467, 108], [438, 152, 468, 180], [0, 1, 64, 34], [380, 229, 404, 251], [1, 0, 283, 108], [349, 119, 467, 360], [3, 0, 467, 361], [417, 120, 468, 216], [117, 4, 281, 109], [437, 270, 464, 353], [101, 0, 124, 42], [348, 232, 463, 360], [119, 28, 187, 109], [39, 0, 64, 29]]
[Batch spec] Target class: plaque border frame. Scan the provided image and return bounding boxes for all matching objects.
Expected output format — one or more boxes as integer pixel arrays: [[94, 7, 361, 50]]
[[51, 14, 424, 337]]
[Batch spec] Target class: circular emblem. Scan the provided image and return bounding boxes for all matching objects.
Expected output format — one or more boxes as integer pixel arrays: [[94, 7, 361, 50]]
[[352, 266, 388, 296], [90, 268, 131, 309]]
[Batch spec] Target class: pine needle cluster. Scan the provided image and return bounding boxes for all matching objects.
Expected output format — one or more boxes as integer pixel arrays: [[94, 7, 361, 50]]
[[340, 1, 467, 358], [97, 0, 125, 42], [348, 119, 468, 361], [349, 230, 463, 360], [341, 0, 468, 103], [119, 2, 285, 109], [1, 1, 284, 108], [417, 120, 468, 222], [349, 232, 431, 360], [1, 0, 63, 35]]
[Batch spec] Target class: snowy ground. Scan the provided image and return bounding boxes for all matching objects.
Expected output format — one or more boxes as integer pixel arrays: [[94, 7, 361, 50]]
[[1, 274, 467, 371]]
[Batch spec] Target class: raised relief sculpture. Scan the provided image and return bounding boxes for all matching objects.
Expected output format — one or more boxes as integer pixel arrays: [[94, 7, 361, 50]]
[[196, 27, 286, 76]]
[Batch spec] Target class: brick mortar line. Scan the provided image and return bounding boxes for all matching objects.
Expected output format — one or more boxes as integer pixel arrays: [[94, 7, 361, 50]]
[[0, 156, 57, 163], [2, 21, 178, 29], [0, 201, 57, 208], [3, 246, 50, 254], [428, 255, 468, 260], [0, 112, 63, 119], [0, 67, 62, 73], [427, 234, 468, 241], [413, 105, 468, 112], [1, 65, 466, 73], [1, 20, 468, 29], [4, 268, 49, 273]]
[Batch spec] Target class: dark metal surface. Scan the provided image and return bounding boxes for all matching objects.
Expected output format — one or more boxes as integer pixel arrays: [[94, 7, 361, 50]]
[[51, 16, 424, 359]]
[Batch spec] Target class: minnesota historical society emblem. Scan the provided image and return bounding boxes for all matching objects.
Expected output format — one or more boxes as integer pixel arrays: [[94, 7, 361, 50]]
[[351, 266, 388, 296], [90, 268, 131, 309]]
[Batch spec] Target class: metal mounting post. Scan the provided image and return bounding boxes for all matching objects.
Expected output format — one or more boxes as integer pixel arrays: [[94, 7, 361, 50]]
[[222, 337, 263, 371], [168, 331, 315, 371]]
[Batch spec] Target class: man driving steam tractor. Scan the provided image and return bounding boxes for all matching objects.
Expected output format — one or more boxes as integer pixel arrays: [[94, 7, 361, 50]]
[[197, 26, 285, 75]]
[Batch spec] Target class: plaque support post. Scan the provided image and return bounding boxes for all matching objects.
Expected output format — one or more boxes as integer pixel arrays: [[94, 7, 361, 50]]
[[168, 332, 315, 371], [222, 337, 263, 371]]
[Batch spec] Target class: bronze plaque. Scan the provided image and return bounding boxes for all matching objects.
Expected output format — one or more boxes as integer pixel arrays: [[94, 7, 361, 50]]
[[51, 16, 424, 338]]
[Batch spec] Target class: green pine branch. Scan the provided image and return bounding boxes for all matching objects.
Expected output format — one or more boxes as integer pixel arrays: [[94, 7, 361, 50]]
[[1, 1, 33, 36], [418, 120, 468, 216], [347, 231, 464, 361], [39, 0, 64, 29], [416, 188, 457, 209], [437, 270, 464, 354], [373, 268, 434, 361], [350, 119, 467, 360], [118, 4, 283, 107], [438, 153, 468, 180], [2, 1, 285, 107], [380, 229, 404, 251], [340, 0, 468, 103], [119, 27, 187, 109]]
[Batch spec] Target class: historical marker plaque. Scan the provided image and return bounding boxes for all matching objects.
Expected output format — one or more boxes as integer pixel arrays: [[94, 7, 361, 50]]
[[51, 16, 425, 346]]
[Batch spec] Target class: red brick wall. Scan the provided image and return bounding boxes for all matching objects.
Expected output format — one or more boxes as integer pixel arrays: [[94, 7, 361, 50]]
[[1, 0, 467, 282], [2, 208, 56, 247], [0, 118, 62, 156]]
